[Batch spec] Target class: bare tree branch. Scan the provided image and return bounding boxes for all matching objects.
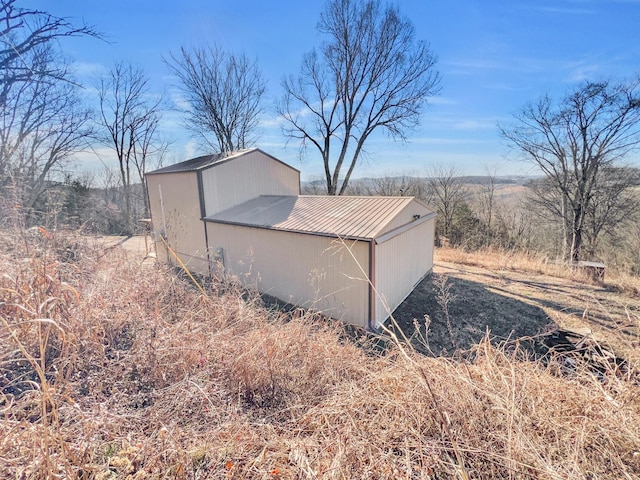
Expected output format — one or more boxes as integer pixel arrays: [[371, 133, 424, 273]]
[[425, 165, 468, 238], [278, 0, 440, 195], [0, 36, 93, 221], [165, 45, 265, 154], [1, 0, 100, 101], [501, 79, 640, 262], [97, 63, 163, 233]]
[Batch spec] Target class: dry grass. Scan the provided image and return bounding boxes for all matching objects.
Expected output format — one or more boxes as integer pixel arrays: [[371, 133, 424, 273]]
[[1, 228, 640, 479], [437, 245, 640, 297], [436, 246, 581, 278]]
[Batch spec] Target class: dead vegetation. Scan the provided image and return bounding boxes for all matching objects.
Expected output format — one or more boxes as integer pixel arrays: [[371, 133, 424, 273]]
[[437, 245, 640, 297], [1, 229, 640, 479]]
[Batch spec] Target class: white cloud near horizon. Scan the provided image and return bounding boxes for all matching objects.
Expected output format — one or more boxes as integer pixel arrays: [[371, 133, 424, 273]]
[[71, 61, 107, 78]]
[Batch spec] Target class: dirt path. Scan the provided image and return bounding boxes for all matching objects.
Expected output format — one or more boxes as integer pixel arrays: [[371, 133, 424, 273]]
[[390, 258, 640, 359], [94, 235, 157, 268], [96, 235, 154, 254]]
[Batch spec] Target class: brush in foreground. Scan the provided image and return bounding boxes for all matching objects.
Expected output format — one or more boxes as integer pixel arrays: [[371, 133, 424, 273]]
[[1, 229, 639, 479]]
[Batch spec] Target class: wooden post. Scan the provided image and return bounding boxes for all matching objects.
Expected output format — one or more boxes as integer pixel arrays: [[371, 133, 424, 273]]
[[138, 218, 152, 255]]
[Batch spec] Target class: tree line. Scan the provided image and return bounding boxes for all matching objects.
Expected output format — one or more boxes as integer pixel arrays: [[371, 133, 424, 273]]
[[1, 0, 639, 266], [320, 166, 640, 274]]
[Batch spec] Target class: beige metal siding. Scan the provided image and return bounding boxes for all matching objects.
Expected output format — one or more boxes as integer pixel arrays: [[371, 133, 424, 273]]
[[201, 150, 300, 215], [373, 217, 435, 328], [147, 172, 209, 273], [206, 222, 371, 328], [379, 200, 434, 235]]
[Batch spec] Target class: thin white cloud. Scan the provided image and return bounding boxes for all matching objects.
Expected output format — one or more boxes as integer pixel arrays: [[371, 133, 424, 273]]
[[428, 96, 458, 106], [452, 119, 497, 131], [447, 53, 617, 85], [259, 114, 284, 128], [421, 113, 509, 132], [406, 136, 491, 145], [184, 140, 197, 159], [482, 82, 530, 92], [562, 60, 603, 83], [72, 61, 107, 77], [159, 109, 186, 131], [446, 56, 552, 76], [168, 89, 191, 111], [447, 59, 504, 74], [351, 150, 523, 177]]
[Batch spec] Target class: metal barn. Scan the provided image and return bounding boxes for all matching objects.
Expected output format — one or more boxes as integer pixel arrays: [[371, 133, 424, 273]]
[[146, 149, 300, 272], [146, 148, 435, 330]]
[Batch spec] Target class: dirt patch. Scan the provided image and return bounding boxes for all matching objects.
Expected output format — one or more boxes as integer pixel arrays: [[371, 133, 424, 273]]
[[96, 235, 154, 254], [94, 235, 156, 267], [388, 256, 640, 360]]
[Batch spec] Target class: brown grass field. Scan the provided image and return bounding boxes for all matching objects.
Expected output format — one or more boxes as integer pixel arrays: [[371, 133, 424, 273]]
[[1, 230, 640, 479]]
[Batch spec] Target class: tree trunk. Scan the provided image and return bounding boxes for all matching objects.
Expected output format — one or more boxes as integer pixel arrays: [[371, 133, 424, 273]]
[[123, 182, 132, 235], [570, 205, 584, 262]]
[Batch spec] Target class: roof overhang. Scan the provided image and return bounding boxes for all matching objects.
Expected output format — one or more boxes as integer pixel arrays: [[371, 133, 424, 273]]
[[145, 148, 301, 176], [374, 212, 437, 244]]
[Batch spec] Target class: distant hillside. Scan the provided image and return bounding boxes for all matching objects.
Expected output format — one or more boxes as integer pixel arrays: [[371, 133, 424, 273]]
[[302, 175, 539, 194]]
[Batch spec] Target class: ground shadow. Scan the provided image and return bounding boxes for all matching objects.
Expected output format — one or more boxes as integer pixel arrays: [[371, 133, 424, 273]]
[[387, 273, 557, 356]]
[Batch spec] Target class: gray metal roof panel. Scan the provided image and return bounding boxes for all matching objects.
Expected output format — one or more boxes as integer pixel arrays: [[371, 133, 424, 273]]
[[145, 148, 301, 175], [145, 152, 238, 174]]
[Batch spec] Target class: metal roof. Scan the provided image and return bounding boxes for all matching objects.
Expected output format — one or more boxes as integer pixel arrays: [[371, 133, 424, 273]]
[[205, 195, 431, 240], [146, 148, 300, 175]]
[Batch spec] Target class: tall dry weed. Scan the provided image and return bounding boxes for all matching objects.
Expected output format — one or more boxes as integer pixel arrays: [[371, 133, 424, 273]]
[[1, 229, 639, 478]]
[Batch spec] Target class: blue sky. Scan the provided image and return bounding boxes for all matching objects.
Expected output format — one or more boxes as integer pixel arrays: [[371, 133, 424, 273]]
[[22, 0, 640, 180]]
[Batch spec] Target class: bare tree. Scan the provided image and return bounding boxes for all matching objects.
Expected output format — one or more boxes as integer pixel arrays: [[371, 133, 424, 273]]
[[425, 165, 468, 238], [301, 176, 327, 195], [165, 45, 265, 153], [130, 114, 171, 218], [97, 63, 163, 234], [279, 0, 440, 195], [369, 175, 427, 199], [476, 166, 497, 245], [0, 0, 98, 224], [583, 166, 640, 257], [0, 42, 93, 222], [1, 0, 98, 103], [5, 78, 93, 213], [501, 80, 640, 262], [494, 200, 536, 250]]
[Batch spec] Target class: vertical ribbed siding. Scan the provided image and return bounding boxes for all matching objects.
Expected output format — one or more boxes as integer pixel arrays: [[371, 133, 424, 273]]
[[373, 218, 435, 328], [201, 150, 300, 216], [207, 222, 371, 328], [147, 171, 210, 273]]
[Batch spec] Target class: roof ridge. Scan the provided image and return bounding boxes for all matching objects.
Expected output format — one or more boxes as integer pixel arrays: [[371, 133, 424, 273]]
[[146, 148, 258, 175]]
